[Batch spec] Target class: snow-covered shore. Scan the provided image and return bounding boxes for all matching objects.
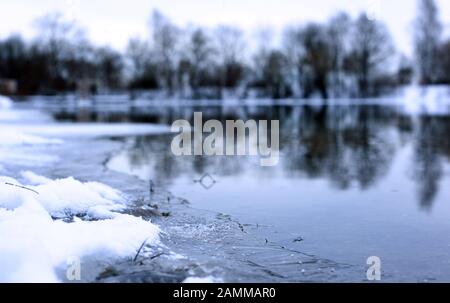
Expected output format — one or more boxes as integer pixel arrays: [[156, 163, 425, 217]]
[[0, 173, 160, 282], [0, 96, 164, 282]]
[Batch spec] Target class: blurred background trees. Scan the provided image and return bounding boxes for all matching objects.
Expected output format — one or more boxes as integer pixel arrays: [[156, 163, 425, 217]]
[[1, 1, 449, 98], [347, 13, 394, 97], [414, 0, 442, 85]]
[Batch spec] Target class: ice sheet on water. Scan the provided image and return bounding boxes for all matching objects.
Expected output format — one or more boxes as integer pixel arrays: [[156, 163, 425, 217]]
[[2, 123, 172, 138], [0, 147, 59, 168], [0, 129, 63, 146], [0, 104, 171, 170], [0, 125, 62, 168], [0, 172, 160, 283]]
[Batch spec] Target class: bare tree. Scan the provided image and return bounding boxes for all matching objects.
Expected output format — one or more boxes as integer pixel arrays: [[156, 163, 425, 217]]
[[282, 27, 304, 97], [34, 12, 88, 90], [414, 0, 442, 84], [298, 23, 333, 99], [1, 8, 406, 97], [347, 13, 394, 97], [126, 38, 150, 80], [437, 40, 450, 83], [326, 13, 351, 97], [262, 50, 290, 99], [95, 47, 123, 90], [214, 26, 246, 92], [186, 28, 215, 96], [126, 38, 158, 89], [150, 10, 179, 94]]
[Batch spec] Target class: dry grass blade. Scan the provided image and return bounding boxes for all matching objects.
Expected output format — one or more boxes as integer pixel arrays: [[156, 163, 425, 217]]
[[4, 182, 39, 195]]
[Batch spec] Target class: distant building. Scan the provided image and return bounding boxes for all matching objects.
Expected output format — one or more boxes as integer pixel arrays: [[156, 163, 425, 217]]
[[0, 79, 17, 95]]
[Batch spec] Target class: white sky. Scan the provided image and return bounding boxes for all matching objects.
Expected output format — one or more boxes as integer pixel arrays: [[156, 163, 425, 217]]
[[1, 0, 450, 56]]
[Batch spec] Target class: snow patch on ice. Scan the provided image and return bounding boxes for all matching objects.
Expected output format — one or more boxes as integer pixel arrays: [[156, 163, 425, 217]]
[[183, 276, 222, 283], [0, 173, 160, 283]]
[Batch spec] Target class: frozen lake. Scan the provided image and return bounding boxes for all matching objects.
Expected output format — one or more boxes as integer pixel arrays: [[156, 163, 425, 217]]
[[3, 98, 450, 282], [105, 104, 450, 282]]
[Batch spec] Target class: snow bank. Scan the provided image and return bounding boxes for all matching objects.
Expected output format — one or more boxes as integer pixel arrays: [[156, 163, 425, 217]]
[[0, 96, 13, 109], [396, 85, 450, 115], [0, 173, 159, 283], [7, 172, 125, 219]]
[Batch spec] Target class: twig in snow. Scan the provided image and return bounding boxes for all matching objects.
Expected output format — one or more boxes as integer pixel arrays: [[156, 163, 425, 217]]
[[150, 252, 165, 260], [133, 239, 148, 263], [4, 182, 39, 195], [149, 180, 155, 194]]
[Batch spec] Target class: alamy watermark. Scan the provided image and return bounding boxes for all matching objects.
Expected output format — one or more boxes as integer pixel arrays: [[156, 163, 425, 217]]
[[66, 256, 81, 281], [366, 256, 382, 281], [170, 112, 280, 167]]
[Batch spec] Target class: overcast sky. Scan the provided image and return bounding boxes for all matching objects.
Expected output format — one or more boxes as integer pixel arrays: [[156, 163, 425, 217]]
[[1, 0, 450, 56]]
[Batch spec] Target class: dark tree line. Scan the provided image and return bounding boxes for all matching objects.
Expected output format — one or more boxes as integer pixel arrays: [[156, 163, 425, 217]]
[[0, 13, 123, 95], [1, 1, 449, 98]]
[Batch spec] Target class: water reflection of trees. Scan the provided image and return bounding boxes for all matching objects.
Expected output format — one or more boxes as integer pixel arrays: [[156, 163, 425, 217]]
[[281, 106, 398, 190], [120, 105, 450, 210], [413, 116, 450, 210]]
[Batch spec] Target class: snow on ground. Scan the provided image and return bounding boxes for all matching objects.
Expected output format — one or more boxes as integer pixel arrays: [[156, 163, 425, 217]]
[[13, 171, 125, 219], [395, 85, 450, 115], [0, 96, 13, 109], [0, 172, 160, 283]]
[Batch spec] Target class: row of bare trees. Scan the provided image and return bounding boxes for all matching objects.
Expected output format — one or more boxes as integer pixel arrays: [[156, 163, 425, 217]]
[[125, 10, 398, 99], [1, 0, 448, 98], [0, 13, 123, 95]]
